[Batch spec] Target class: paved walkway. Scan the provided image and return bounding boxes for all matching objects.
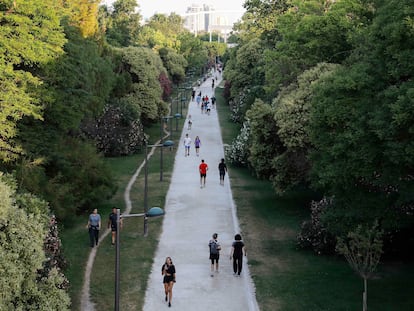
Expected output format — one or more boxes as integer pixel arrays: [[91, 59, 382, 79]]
[[143, 75, 259, 310]]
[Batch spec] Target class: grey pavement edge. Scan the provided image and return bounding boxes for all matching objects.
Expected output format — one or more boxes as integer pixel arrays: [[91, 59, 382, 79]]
[[143, 74, 260, 311]]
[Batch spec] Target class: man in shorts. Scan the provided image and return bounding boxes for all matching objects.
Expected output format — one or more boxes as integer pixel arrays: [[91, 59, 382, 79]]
[[199, 159, 208, 188], [209, 233, 221, 277], [183, 133, 191, 156]]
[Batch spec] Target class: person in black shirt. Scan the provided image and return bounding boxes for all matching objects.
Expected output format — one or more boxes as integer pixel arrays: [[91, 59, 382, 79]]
[[107, 207, 122, 245], [230, 233, 247, 276], [218, 158, 228, 185], [162, 257, 176, 307]]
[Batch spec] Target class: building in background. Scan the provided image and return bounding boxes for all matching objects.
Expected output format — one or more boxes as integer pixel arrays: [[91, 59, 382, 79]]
[[183, 3, 234, 42]]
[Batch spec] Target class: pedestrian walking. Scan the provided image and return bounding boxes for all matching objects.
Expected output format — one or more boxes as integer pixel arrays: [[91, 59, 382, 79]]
[[199, 159, 208, 188], [218, 158, 228, 185], [86, 208, 101, 247], [194, 136, 201, 156], [211, 95, 216, 109], [209, 233, 222, 277], [107, 207, 122, 245], [183, 133, 191, 156], [191, 88, 195, 101], [229, 233, 247, 276], [162, 256, 176, 308], [187, 115, 192, 130], [206, 101, 211, 115], [196, 94, 201, 107]]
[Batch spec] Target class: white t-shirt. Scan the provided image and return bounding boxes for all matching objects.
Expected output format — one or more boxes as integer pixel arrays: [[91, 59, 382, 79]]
[[184, 137, 192, 147]]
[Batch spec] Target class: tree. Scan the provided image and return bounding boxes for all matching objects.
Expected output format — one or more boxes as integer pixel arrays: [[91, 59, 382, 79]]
[[105, 0, 142, 47], [336, 222, 383, 311], [246, 99, 282, 179], [135, 13, 184, 51], [178, 32, 208, 73], [0, 0, 66, 162], [0, 174, 70, 310], [119, 46, 168, 123], [235, 0, 289, 45], [158, 47, 187, 85], [67, 0, 101, 38], [309, 0, 414, 237], [16, 23, 117, 217], [262, 0, 372, 97], [271, 62, 338, 193]]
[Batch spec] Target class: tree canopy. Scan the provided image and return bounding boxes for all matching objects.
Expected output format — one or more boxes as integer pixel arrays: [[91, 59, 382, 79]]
[[224, 0, 414, 252]]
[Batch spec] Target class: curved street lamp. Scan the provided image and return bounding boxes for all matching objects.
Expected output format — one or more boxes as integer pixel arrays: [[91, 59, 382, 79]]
[[174, 113, 181, 132], [144, 140, 175, 233], [115, 207, 164, 311]]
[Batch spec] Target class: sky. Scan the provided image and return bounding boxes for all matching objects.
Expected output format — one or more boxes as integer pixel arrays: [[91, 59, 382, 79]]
[[101, 0, 246, 21]]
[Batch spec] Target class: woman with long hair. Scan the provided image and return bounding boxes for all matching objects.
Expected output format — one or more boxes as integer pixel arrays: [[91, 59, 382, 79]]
[[162, 257, 176, 307]]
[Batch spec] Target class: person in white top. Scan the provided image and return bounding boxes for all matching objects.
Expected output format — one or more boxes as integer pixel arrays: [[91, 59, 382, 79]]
[[183, 133, 192, 156]]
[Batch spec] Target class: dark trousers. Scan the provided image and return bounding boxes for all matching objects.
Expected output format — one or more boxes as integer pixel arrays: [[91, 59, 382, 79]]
[[233, 256, 243, 275], [89, 227, 99, 247]]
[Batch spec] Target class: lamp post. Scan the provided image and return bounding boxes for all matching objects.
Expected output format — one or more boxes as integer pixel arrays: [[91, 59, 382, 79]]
[[174, 113, 181, 132], [180, 97, 186, 115], [163, 115, 174, 135], [144, 140, 174, 233], [114, 207, 164, 311], [159, 117, 174, 181]]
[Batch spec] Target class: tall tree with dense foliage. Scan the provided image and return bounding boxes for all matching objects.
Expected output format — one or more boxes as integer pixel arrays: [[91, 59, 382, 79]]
[[309, 0, 414, 238], [0, 0, 66, 162], [270, 63, 339, 193], [104, 0, 142, 47], [136, 13, 184, 50], [0, 175, 70, 310], [15, 20, 116, 217], [158, 47, 188, 85]]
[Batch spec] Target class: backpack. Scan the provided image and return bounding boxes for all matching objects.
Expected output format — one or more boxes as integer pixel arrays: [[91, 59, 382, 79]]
[[210, 240, 220, 254]]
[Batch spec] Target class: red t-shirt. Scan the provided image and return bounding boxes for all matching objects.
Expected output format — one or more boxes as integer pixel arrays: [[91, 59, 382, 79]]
[[199, 163, 208, 174]]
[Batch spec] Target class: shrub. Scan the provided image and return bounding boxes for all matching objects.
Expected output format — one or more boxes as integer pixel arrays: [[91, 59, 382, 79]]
[[297, 197, 336, 255]]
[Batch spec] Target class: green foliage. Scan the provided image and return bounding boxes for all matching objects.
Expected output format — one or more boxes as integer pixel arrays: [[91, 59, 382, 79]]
[[336, 221, 383, 279], [135, 13, 184, 50], [67, 0, 100, 38], [270, 63, 339, 193], [14, 22, 117, 218], [203, 41, 227, 65], [42, 26, 115, 131], [224, 0, 414, 256], [235, 0, 289, 44], [0, 0, 66, 162], [158, 47, 187, 85], [224, 38, 264, 98], [263, 0, 371, 95], [309, 0, 414, 235], [298, 197, 336, 255], [0, 175, 70, 310], [119, 46, 167, 123], [104, 0, 142, 47], [336, 221, 383, 311], [178, 32, 208, 71], [246, 99, 282, 179]]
